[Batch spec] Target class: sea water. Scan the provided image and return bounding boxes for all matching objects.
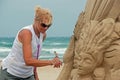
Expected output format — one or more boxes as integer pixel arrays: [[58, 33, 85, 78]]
[[0, 37, 70, 60]]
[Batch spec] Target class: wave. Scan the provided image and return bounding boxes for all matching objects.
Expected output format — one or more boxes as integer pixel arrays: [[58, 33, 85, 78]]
[[47, 42, 65, 45], [43, 42, 68, 46], [0, 41, 12, 45], [0, 47, 66, 53], [0, 47, 11, 52], [42, 48, 66, 54]]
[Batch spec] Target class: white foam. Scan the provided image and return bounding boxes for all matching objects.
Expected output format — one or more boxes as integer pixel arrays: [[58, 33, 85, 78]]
[[0, 41, 12, 45], [42, 48, 66, 54], [0, 47, 11, 52]]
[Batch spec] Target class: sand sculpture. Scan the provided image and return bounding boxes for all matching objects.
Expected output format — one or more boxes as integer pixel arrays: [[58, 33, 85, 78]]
[[57, 0, 120, 80]]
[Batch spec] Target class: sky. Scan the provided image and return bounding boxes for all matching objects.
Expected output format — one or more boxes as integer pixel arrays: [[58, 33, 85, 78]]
[[0, 0, 87, 37]]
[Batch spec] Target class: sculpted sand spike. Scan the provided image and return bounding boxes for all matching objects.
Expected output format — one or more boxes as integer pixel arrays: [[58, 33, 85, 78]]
[[57, 0, 120, 80]]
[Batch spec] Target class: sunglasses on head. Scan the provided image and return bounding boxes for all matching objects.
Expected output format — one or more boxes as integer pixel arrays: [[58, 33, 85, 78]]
[[40, 23, 51, 28]]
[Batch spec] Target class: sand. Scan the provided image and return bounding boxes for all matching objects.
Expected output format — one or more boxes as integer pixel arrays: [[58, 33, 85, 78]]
[[37, 65, 63, 80]]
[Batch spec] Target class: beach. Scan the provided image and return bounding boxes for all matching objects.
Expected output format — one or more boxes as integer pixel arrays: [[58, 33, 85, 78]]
[[37, 65, 63, 80]]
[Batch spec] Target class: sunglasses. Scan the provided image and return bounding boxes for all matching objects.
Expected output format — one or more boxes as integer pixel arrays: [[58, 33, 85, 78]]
[[40, 23, 51, 28]]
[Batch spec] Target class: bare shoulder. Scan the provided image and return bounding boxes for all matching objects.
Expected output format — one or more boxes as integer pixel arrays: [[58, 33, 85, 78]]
[[18, 29, 32, 43]]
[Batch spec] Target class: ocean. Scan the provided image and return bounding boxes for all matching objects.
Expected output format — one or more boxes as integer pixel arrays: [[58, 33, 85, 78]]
[[0, 37, 70, 60]]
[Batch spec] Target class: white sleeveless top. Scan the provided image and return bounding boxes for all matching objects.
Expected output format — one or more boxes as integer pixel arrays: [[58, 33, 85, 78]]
[[1, 25, 43, 78]]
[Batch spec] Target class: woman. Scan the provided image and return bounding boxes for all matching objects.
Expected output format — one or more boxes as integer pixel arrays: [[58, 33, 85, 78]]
[[0, 6, 62, 80]]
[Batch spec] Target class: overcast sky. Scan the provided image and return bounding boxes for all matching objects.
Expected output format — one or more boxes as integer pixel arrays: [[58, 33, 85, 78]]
[[0, 0, 87, 37]]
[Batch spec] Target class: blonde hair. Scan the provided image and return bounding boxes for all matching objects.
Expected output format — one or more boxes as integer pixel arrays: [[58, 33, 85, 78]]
[[34, 6, 52, 25]]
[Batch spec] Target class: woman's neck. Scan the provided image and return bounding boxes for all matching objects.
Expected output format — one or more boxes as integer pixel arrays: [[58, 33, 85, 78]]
[[33, 24, 40, 38]]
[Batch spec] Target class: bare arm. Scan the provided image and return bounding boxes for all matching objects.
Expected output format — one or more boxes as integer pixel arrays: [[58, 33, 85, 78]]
[[18, 29, 52, 67]]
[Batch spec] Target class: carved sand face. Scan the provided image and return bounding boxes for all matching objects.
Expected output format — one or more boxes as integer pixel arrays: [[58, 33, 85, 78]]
[[78, 53, 96, 75]]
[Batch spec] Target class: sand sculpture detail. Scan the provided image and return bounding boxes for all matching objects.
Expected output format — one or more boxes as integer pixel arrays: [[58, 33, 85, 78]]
[[57, 0, 120, 80]]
